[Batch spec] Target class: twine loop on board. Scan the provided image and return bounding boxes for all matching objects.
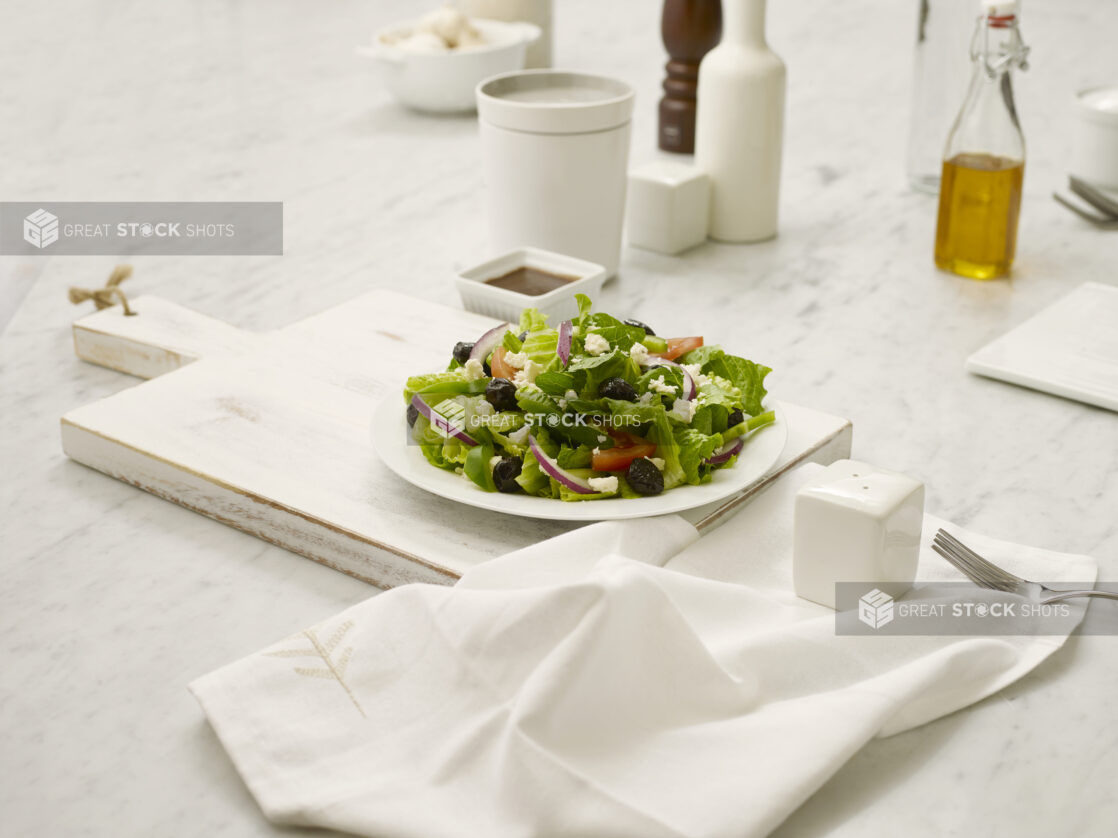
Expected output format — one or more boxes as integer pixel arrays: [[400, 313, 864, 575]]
[[68, 265, 136, 316]]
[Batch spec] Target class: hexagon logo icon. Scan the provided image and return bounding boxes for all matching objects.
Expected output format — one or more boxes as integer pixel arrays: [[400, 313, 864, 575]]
[[24, 208, 60, 249], [430, 398, 467, 439], [858, 588, 895, 629]]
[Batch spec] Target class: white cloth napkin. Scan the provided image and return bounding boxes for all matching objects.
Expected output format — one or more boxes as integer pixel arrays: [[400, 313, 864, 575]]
[[191, 465, 1097, 838]]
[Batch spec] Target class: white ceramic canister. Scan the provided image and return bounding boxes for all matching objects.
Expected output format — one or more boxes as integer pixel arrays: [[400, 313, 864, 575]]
[[458, 0, 553, 68], [475, 70, 635, 278], [1070, 85, 1118, 189]]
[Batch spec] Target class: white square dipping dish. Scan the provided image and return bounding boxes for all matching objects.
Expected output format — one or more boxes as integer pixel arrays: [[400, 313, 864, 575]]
[[456, 247, 608, 323]]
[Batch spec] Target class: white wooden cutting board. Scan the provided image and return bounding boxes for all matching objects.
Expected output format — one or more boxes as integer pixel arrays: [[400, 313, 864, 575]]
[[62, 291, 852, 588]]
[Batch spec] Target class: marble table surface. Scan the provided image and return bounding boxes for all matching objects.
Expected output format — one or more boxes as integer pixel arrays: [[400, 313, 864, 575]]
[[2, 0, 1116, 836]]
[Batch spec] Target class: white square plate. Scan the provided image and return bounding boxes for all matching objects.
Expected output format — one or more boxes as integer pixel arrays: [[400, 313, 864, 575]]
[[966, 282, 1118, 412]]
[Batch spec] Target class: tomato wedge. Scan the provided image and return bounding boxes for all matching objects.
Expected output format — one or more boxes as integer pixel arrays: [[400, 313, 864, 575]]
[[490, 346, 516, 380], [653, 336, 704, 361], [592, 441, 657, 472]]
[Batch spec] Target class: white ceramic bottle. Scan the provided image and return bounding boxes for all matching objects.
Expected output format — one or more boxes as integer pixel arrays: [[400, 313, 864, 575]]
[[694, 0, 785, 242]]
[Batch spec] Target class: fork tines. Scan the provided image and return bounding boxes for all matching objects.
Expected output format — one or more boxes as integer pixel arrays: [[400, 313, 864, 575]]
[[932, 529, 1021, 593]]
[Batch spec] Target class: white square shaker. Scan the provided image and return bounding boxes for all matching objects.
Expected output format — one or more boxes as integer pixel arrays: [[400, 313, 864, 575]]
[[625, 161, 710, 255], [793, 460, 924, 609]]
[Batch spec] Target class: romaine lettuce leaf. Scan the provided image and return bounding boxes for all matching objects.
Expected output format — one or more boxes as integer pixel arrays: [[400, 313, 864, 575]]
[[582, 312, 646, 353], [404, 371, 469, 401], [690, 403, 729, 436], [673, 428, 723, 484], [413, 414, 473, 470], [574, 293, 593, 331], [677, 345, 725, 369], [521, 329, 558, 366], [534, 370, 577, 397], [519, 308, 550, 333], [515, 448, 553, 496], [680, 345, 770, 416], [558, 485, 615, 502], [568, 348, 641, 399], [515, 386, 560, 415], [716, 356, 770, 417], [556, 444, 593, 469]]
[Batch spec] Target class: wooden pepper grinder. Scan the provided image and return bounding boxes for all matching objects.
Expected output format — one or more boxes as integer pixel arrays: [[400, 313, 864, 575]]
[[659, 0, 723, 154]]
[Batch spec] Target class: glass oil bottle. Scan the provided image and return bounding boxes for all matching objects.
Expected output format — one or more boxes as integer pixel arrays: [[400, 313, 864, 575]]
[[934, 0, 1029, 280]]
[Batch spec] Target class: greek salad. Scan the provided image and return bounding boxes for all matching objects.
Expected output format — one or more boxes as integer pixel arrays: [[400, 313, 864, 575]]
[[403, 295, 775, 500]]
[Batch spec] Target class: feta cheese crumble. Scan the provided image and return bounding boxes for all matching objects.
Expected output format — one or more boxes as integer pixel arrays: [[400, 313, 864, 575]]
[[504, 351, 529, 370], [508, 425, 530, 444], [588, 476, 619, 494], [671, 397, 698, 422], [649, 457, 666, 471], [461, 358, 485, 380], [647, 377, 677, 396], [681, 363, 711, 387], [513, 359, 542, 388], [629, 342, 651, 365], [584, 333, 611, 356]]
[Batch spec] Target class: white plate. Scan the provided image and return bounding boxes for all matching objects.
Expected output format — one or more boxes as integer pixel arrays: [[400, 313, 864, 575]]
[[371, 397, 787, 521]]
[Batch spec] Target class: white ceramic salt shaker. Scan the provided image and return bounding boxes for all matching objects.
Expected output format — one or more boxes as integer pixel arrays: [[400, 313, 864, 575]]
[[793, 460, 924, 609], [626, 161, 710, 255]]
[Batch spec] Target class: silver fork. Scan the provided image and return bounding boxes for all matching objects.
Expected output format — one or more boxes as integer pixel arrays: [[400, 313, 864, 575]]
[[931, 529, 1118, 604]]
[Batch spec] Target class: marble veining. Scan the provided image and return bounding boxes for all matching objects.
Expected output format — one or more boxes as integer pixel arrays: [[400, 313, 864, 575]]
[[1, 1, 1116, 836]]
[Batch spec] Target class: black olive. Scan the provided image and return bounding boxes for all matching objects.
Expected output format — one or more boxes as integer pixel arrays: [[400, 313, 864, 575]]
[[623, 318, 655, 336], [627, 458, 664, 496], [486, 378, 519, 412], [517, 331, 528, 342], [728, 408, 745, 427], [493, 458, 523, 493], [598, 377, 638, 401], [452, 341, 475, 365], [406, 404, 419, 427]]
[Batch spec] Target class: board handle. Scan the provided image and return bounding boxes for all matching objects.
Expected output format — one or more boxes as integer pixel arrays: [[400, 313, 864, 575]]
[[72, 295, 257, 379]]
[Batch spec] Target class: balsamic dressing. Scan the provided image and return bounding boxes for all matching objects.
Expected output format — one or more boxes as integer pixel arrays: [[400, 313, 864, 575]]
[[485, 266, 576, 296]]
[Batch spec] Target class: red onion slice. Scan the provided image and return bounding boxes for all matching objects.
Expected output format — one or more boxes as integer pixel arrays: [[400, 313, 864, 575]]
[[642, 357, 697, 400], [409, 393, 478, 446], [706, 435, 745, 465], [528, 435, 596, 494], [557, 320, 572, 366], [469, 322, 512, 365]]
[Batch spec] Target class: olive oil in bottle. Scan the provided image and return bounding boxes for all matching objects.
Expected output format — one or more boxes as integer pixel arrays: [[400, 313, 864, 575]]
[[935, 152, 1024, 279], [933, 0, 1029, 280]]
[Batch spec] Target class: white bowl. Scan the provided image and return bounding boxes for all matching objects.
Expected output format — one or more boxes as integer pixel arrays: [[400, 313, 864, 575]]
[[456, 247, 608, 323], [1071, 85, 1118, 189], [358, 18, 540, 114]]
